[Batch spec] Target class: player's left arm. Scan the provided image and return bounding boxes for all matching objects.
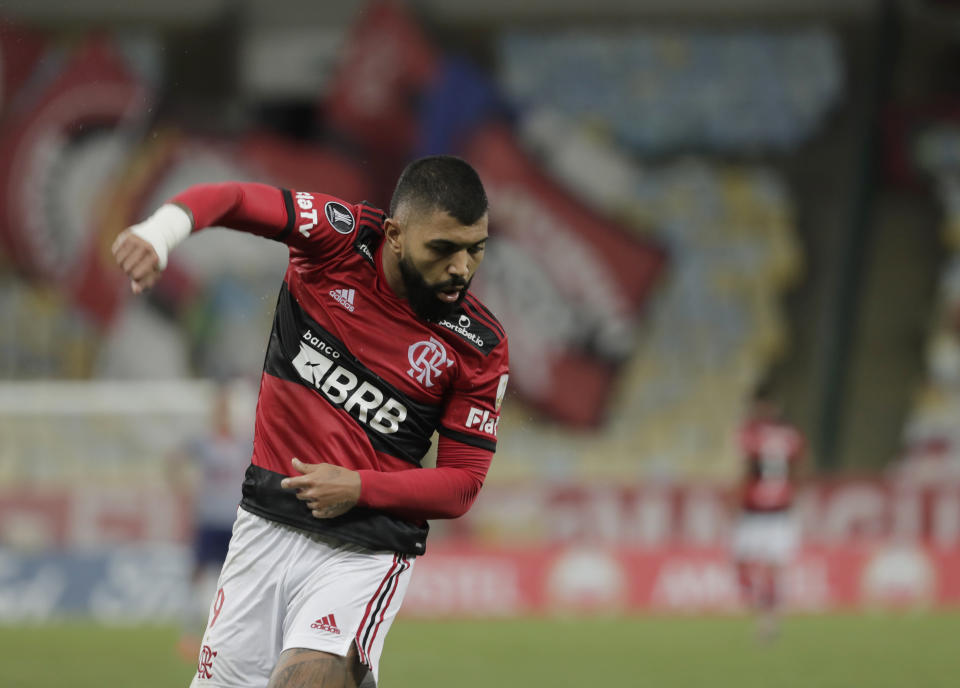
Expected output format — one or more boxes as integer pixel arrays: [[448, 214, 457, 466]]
[[357, 435, 494, 520], [280, 437, 494, 520]]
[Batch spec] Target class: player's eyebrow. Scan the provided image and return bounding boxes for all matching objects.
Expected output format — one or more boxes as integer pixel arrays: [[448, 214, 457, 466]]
[[426, 237, 487, 252]]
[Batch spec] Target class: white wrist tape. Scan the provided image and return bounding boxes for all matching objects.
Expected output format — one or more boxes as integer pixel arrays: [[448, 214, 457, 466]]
[[128, 204, 192, 270]]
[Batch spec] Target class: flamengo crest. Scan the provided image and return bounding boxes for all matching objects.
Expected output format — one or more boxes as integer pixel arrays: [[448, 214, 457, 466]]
[[407, 337, 454, 388], [198, 645, 217, 679]]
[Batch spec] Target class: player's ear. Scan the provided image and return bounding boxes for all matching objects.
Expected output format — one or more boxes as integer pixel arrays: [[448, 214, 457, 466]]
[[383, 218, 403, 255]]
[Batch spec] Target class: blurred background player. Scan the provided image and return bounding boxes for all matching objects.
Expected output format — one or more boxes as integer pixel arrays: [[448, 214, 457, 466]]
[[168, 380, 253, 661], [730, 383, 805, 641]]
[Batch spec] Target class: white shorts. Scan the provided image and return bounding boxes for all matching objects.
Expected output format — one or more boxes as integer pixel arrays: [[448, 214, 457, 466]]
[[189, 507, 415, 688], [732, 511, 800, 565]]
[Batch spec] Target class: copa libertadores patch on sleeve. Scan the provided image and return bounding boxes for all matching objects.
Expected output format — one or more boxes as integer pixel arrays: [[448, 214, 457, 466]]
[[325, 201, 356, 234]]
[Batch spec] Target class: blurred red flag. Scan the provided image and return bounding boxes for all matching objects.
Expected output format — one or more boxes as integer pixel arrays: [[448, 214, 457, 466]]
[[463, 124, 666, 426], [323, 0, 438, 157], [0, 20, 48, 116], [0, 37, 150, 287]]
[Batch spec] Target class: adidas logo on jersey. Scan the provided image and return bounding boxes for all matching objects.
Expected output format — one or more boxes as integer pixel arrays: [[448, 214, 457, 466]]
[[329, 288, 356, 312], [310, 613, 341, 635]]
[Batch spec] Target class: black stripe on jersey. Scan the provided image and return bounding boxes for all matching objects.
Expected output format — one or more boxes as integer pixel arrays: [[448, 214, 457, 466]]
[[464, 295, 506, 339], [437, 425, 497, 452], [353, 223, 382, 265], [358, 201, 386, 221], [264, 283, 441, 465], [461, 300, 505, 342], [462, 297, 505, 340], [434, 306, 501, 356], [240, 466, 428, 555], [357, 220, 383, 234], [276, 189, 296, 241]]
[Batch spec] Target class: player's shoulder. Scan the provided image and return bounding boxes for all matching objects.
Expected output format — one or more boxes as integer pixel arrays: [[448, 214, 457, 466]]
[[432, 293, 507, 358], [285, 190, 385, 240], [355, 200, 386, 228], [351, 201, 386, 264], [285, 190, 386, 265]]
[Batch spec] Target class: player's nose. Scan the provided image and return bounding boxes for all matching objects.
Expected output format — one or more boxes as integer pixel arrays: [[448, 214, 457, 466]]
[[448, 249, 470, 278]]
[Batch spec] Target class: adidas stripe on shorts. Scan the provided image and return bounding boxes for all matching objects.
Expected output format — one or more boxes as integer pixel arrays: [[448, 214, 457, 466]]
[[189, 507, 415, 688]]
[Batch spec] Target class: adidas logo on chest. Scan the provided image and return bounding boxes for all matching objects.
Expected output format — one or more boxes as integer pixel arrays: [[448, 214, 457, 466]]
[[329, 288, 355, 312]]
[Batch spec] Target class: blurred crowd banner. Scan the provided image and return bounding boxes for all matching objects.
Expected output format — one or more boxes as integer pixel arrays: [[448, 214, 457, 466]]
[[4, 2, 949, 622], [4, 542, 956, 622], [403, 544, 960, 616], [1, 381, 957, 620], [498, 27, 842, 153], [0, 3, 818, 483], [888, 102, 960, 484]]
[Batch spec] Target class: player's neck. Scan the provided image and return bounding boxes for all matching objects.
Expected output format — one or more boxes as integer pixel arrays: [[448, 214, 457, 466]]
[[380, 249, 407, 300]]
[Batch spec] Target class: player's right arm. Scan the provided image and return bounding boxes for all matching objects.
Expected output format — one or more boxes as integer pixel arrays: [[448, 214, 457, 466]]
[[112, 182, 345, 293]]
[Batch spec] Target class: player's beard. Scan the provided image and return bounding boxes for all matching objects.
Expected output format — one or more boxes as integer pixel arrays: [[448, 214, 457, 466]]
[[399, 256, 471, 323]]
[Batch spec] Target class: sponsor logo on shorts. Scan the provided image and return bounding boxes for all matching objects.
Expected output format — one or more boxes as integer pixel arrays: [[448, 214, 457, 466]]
[[311, 613, 341, 634]]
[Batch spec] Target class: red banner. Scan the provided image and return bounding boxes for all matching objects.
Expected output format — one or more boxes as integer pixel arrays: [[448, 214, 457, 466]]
[[403, 544, 960, 616], [0, 487, 192, 548], [461, 479, 960, 547], [0, 20, 48, 115], [0, 37, 151, 282], [463, 124, 666, 426], [3, 480, 959, 613]]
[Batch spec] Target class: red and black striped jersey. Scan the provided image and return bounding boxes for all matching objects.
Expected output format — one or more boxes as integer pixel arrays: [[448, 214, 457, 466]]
[[170, 182, 509, 555], [739, 418, 804, 512]]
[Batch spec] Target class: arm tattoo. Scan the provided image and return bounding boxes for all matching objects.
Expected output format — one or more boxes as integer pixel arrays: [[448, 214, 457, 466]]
[[267, 648, 367, 688]]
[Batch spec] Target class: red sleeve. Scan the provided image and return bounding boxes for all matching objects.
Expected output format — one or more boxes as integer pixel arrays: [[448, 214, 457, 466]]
[[354, 435, 492, 520], [171, 182, 362, 264], [438, 337, 509, 452], [172, 182, 290, 238]]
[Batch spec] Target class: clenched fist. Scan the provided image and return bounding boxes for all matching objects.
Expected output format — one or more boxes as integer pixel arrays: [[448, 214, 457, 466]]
[[112, 229, 161, 294]]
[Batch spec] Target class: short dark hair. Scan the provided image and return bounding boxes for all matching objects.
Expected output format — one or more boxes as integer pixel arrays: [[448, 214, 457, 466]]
[[389, 155, 488, 225]]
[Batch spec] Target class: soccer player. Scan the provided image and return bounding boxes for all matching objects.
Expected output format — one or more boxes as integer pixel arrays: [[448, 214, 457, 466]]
[[730, 384, 804, 641], [112, 156, 509, 688]]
